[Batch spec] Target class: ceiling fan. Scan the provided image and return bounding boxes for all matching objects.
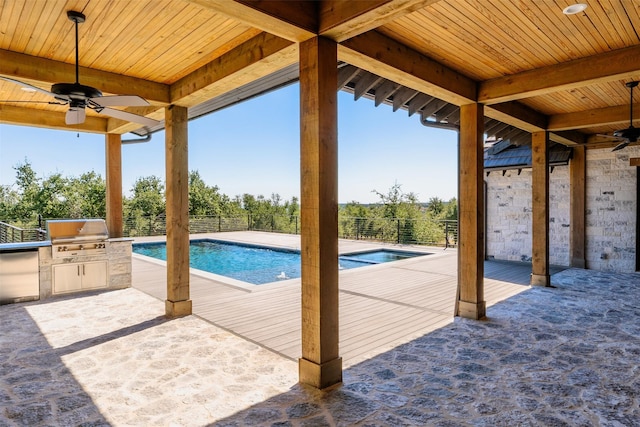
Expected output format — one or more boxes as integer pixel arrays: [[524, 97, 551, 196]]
[[0, 10, 159, 127], [608, 81, 639, 152]]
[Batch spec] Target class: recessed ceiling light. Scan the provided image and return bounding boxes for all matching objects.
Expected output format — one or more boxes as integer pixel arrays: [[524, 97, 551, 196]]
[[21, 87, 36, 92], [563, 3, 588, 15]]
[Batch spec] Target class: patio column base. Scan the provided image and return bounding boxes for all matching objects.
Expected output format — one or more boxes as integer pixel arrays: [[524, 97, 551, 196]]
[[457, 300, 486, 320], [299, 357, 342, 389], [165, 299, 192, 318], [530, 274, 551, 287]]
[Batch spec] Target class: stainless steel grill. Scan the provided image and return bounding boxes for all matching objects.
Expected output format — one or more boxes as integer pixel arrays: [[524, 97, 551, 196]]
[[47, 219, 109, 259]]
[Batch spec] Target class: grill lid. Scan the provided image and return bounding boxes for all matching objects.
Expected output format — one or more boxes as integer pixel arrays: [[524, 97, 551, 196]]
[[47, 219, 109, 243]]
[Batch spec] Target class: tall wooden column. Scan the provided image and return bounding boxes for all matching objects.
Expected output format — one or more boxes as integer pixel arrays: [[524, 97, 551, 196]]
[[531, 131, 551, 286], [165, 105, 192, 317], [570, 145, 586, 268], [105, 133, 123, 238], [456, 103, 486, 320], [298, 36, 342, 389]]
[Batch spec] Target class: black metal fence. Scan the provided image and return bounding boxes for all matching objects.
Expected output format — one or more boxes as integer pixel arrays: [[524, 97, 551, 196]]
[[122, 214, 457, 247], [0, 221, 46, 243], [1, 215, 457, 248]]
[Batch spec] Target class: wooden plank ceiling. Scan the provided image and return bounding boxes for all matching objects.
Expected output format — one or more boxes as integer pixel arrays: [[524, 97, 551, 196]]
[[0, 0, 639, 149]]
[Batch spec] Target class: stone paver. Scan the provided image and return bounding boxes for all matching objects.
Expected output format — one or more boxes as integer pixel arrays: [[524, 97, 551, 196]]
[[2, 267, 640, 426]]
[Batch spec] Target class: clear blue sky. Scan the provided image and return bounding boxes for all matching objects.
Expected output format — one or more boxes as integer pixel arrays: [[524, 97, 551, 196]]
[[0, 83, 458, 204]]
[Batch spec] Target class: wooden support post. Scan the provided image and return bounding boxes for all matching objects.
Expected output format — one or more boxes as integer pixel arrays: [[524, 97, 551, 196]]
[[165, 105, 192, 317], [105, 133, 123, 238], [531, 131, 551, 286], [570, 145, 586, 268], [298, 36, 342, 389], [456, 103, 486, 320]]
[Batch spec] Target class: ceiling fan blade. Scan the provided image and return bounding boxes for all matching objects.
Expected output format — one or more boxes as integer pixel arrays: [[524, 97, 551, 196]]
[[90, 95, 150, 107], [612, 141, 629, 152], [0, 100, 67, 104], [98, 107, 160, 126], [66, 107, 86, 125], [0, 76, 67, 100]]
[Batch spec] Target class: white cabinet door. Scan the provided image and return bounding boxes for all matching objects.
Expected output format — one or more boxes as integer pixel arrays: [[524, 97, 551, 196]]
[[81, 261, 108, 290], [53, 264, 82, 294]]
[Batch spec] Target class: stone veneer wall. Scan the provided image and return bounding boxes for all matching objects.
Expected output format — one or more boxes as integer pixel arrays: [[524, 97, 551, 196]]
[[585, 146, 639, 272], [485, 146, 638, 273], [486, 167, 570, 266]]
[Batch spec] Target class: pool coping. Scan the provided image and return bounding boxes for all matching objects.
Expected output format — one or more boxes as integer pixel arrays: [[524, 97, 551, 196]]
[[132, 233, 448, 292]]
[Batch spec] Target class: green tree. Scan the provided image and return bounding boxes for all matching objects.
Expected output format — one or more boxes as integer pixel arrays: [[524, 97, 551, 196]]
[[66, 171, 106, 218], [189, 170, 223, 216], [426, 196, 445, 216], [36, 173, 70, 219], [127, 176, 165, 217], [11, 160, 40, 221], [442, 197, 458, 221], [124, 176, 165, 236], [0, 185, 18, 220]]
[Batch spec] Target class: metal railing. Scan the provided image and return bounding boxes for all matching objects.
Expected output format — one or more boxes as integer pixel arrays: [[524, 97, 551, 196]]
[[338, 217, 457, 247], [2, 215, 457, 248], [0, 221, 47, 243], [122, 214, 457, 247]]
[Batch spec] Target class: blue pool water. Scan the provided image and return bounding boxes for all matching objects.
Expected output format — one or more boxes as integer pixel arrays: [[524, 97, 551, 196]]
[[340, 249, 427, 264], [133, 240, 427, 285]]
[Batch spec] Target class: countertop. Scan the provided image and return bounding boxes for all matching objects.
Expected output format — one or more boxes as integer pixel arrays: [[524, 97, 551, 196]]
[[0, 241, 51, 252]]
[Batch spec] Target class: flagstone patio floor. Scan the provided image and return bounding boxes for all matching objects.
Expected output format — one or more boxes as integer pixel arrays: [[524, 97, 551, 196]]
[[1, 234, 639, 426]]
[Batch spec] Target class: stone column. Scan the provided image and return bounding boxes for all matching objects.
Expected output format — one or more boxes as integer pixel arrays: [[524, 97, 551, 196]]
[[456, 103, 486, 320], [531, 131, 551, 286], [165, 105, 192, 317], [298, 36, 342, 389], [105, 133, 123, 238], [570, 145, 586, 268]]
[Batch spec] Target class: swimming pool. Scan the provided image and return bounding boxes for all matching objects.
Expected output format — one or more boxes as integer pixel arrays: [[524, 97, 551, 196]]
[[133, 239, 428, 285]]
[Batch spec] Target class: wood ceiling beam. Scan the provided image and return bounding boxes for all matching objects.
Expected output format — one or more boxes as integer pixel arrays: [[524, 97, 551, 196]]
[[478, 45, 640, 104], [339, 31, 476, 106], [0, 50, 170, 105], [485, 101, 547, 133], [319, 0, 440, 42], [485, 102, 585, 145], [548, 103, 640, 131], [549, 130, 586, 147], [170, 32, 297, 107], [0, 104, 107, 133], [186, 0, 317, 42]]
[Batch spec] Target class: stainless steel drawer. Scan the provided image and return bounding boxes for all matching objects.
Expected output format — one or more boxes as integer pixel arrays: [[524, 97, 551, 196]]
[[0, 250, 39, 304]]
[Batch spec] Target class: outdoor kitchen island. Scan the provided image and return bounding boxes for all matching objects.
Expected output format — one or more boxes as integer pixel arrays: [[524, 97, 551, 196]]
[[0, 234, 132, 305], [37, 219, 132, 301]]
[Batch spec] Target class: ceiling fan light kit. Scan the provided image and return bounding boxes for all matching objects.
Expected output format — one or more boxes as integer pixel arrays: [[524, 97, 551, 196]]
[[0, 10, 159, 127]]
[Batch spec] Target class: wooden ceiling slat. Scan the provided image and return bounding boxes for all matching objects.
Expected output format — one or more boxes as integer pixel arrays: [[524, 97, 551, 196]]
[[80, 1, 156, 69], [444, 1, 546, 72], [485, 2, 562, 65], [389, 7, 510, 79], [1, 0, 639, 139], [580, 0, 631, 49], [522, 2, 597, 60], [24, 1, 65, 57], [604, 0, 640, 46]]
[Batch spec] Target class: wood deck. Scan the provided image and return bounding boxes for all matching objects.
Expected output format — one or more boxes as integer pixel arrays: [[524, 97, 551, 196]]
[[132, 231, 560, 367]]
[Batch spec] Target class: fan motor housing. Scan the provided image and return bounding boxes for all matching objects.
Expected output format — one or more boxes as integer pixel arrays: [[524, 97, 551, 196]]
[[52, 83, 102, 100]]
